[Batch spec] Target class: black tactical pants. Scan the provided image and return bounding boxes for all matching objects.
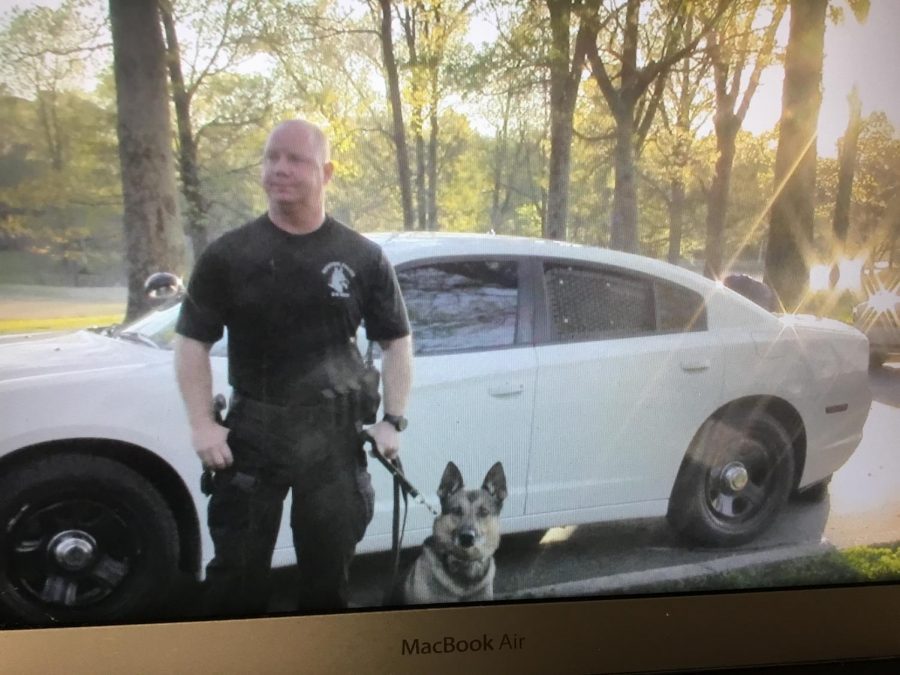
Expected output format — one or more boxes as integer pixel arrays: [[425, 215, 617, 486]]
[[203, 395, 375, 617]]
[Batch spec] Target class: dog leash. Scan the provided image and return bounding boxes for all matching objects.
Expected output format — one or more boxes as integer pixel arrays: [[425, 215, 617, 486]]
[[362, 433, 438, 517], [360, 431, 438, 604]]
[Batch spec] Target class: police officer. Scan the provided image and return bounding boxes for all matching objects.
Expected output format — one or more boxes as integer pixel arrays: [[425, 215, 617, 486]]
[[173, 119, 412, 615]]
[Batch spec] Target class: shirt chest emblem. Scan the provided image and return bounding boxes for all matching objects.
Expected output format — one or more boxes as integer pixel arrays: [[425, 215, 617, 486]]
[[322, 261, 356, 298]]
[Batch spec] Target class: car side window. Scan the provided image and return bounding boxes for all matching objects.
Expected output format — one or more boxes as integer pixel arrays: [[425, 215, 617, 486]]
[[396, 260, 519, 355], [655, 281, 707, 333], [544, 263, 654, 341]]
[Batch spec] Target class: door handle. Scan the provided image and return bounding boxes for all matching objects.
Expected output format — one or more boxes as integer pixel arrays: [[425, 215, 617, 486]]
[[680, 359, 711, 372], [488, 383, 525, 397]]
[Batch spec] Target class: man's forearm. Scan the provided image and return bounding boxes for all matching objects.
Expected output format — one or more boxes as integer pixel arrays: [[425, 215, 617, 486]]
[[379, 335, 412, 417], [173, 335, 216, 429]]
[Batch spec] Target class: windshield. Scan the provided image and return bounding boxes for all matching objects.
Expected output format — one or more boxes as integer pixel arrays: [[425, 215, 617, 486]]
[[115, 303, 227, 356], [116, 303, 182, 349]]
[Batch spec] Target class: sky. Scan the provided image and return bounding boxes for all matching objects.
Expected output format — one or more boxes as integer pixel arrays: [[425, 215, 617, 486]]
[[2, 0, 899, 157], [750, 0, 900, 156]]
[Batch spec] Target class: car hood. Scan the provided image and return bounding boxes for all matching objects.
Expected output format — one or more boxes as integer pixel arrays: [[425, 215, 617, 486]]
[[0, 330, 169, 383]]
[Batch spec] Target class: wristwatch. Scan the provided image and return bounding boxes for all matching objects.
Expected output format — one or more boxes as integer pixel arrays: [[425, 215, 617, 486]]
[[382, 413, 408, 432]]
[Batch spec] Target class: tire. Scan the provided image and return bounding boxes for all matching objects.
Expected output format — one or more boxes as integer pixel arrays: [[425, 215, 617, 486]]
[[667, 411, 795, 547], [793, 475, 831, 503], [0, 453, 179, 625]]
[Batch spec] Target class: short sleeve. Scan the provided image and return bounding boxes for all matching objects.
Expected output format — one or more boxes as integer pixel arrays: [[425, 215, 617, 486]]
[[175, 243, 229, 343], [363, 249, 410, 342]]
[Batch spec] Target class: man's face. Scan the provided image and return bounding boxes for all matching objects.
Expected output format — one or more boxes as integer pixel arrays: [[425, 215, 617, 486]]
[[261, 124, 332, 209]]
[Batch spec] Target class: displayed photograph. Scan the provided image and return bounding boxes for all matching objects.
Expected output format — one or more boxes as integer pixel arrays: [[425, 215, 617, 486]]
[[0, 0, 898, 644]]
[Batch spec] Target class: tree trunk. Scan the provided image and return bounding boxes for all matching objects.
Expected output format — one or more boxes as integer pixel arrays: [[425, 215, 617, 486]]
[[491, 92, 512, 232], [414, 121, 427, 230], [832, 86, 862, 248], [37, 91, 64, 172], [427, 67, 439, 231], [764, 0, 827, 309], [704, 124, 738, 279], [109, 0, 185, 321], [668, 44, 694, 265], [668, 177, 685, 264], [600, 0, 641, 253], [378, 0, 415, 231], [610, 110, 639, 252], [160, 1, 209, 262], [544, 0, 585, 241], [546, 103, 575, 241]]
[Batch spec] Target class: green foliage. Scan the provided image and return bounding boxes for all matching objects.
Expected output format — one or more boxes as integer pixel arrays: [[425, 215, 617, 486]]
[[0, 87, 123, 281], [842, 545, 900, 581], [0, 0, 108, 101], [0, 1, 121, 281], [816, 112, 900, 265], [635, 543, 900, 595], [0, 0, 893, 290]]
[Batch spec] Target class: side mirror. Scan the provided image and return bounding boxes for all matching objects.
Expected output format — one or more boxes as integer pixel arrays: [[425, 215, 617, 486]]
[[144, 272, 184, 305]]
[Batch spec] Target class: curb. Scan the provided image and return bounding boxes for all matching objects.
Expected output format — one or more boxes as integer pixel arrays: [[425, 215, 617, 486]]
[[498, 541, 833, 600]]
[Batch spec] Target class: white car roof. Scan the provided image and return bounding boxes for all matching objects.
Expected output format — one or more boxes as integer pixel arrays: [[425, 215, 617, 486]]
[[366, 231, 716, 296]]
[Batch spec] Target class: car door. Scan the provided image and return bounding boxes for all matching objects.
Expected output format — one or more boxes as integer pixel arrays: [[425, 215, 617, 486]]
[[362, 257, 535, 541], [526, 260, 724, 519]]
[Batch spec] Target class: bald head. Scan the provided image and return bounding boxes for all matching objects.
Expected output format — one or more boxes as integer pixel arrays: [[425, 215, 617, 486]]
[[265, 119, 330, 165], [261, 118, 334, 231]]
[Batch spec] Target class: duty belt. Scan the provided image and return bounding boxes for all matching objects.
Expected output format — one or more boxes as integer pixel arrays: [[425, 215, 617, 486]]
[[229, 389, 361, 424]]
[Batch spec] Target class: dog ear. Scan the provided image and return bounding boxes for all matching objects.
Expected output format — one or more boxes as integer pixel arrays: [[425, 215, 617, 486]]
[[437, 461, 465, 501], [482, 462, 507, 504]]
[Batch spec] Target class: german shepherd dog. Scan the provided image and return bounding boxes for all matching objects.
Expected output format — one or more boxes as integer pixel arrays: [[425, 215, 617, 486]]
[[398, 461, 507, 604]]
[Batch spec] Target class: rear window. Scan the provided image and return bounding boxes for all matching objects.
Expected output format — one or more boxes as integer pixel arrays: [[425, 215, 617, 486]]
[[544, 263, 654, 341], [655, 282, 707, 332]]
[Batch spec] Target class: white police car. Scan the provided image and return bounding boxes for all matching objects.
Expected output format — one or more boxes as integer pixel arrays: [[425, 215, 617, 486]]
[[0, 233, 872, 623]]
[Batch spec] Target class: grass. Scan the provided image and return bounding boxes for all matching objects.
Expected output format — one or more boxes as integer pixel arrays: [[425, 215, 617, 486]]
[[634, 542, 900, 595], [0, 285, 125, 335], [0, 314, 123, 335]]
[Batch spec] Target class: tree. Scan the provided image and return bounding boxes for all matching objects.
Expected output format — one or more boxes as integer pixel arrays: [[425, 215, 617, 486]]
[[846, 112, 900, 268], [396, 0, 474, 231], [109, 0, 185, 319], [649, 11, 714, 264], [159, 0, 271, 260], [0, 0, 109, 173], [764, 0, 868, 308], [585, 0, 729, 253], [377, 0, 415, 231], [160, 0, 211, 261], [160, 0, 209, 260], [831, 85, 862, 253], [704, 0, 786, 279], [543, 0, 599, 241], [464, 1, 554, 236], [0, 2, 122, 282]]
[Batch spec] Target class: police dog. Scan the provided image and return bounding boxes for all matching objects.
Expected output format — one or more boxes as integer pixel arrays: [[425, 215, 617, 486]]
[[399, 461, 507, 604]]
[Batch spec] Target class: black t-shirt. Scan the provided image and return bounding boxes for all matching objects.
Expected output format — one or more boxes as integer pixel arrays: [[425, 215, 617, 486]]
[[175, 214, 410, 403]]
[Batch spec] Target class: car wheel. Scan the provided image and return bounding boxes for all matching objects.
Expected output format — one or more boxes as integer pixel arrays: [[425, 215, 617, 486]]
[[667, 411, 795, 547], [0, 453, 179, 625], [793, 475, 832, 503]]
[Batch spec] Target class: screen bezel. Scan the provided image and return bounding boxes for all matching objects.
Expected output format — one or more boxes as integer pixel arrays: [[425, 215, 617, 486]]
[[1, 583, 898, 672]]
